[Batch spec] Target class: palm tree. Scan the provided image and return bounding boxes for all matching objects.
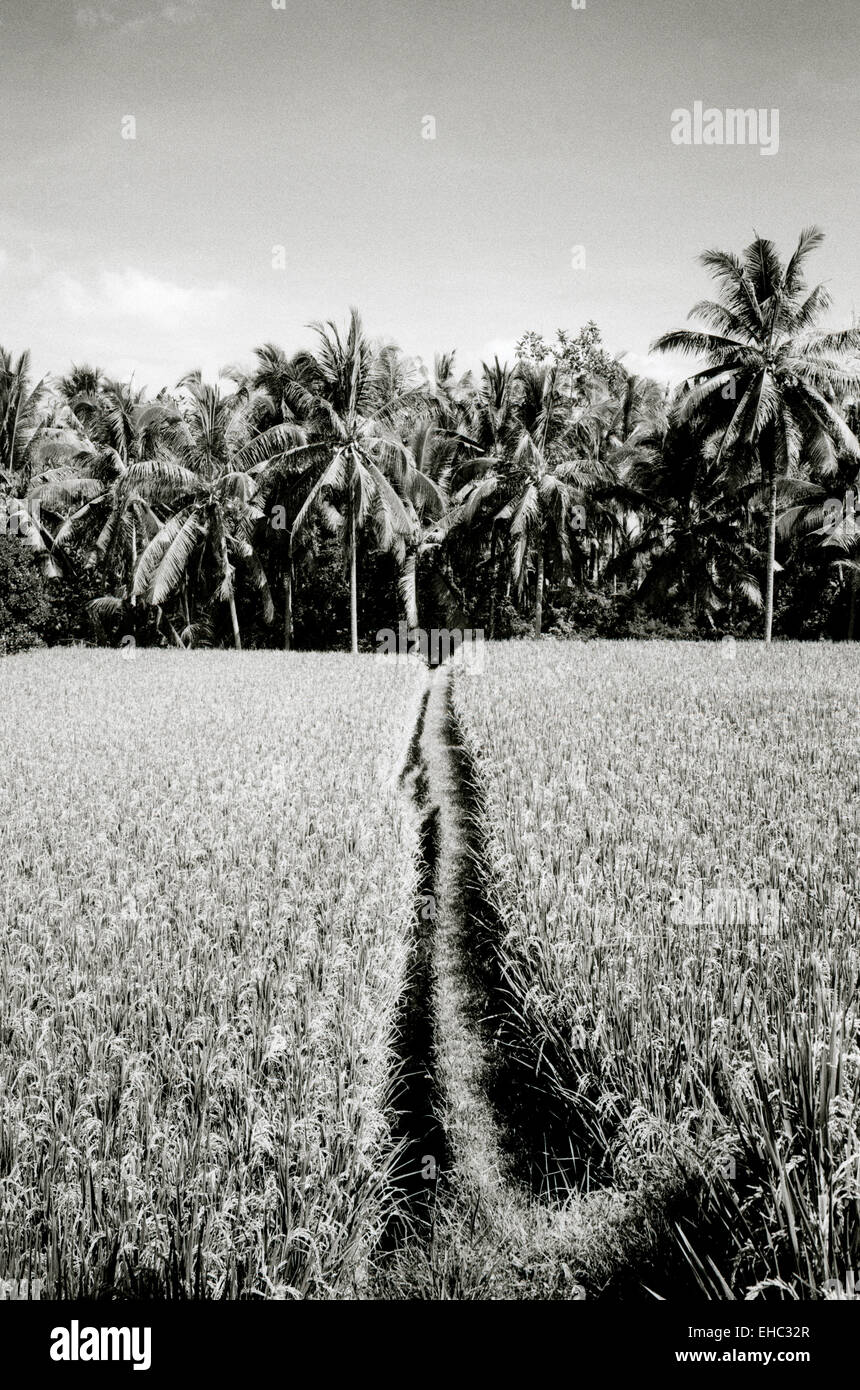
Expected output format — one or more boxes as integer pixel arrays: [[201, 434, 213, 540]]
[[504, 363, 592, 635], [56, 364, 107, 410], [433, 358, 520, 636], [0, 348, 49, 489], [443, 360, 588, 636], [616, 407, 763, 624], [0, 347, 81, 574], [425, 351, 474, 432], [224, 344, 326, 649], [32, 383, 170, 598], [131, 378, 285, 649], [652, 228, 860, 641], [777, 436, 860, 639], [283, 310, 420, 654], [567, 372, 667, 590], [392, 419, 450, 632], [243, 424, 325, 651], [225, 342, 318, 435]]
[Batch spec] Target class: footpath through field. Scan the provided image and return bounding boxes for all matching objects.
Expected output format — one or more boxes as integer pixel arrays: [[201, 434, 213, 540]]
[[386, 665, 640, 1299], [420, 664, 511, 1204]]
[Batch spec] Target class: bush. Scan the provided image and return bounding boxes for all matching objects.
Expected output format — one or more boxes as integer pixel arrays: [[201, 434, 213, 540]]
[[0, 536, 51, 654], [546, 587, 704, 640], [41, 557, 103, 646]]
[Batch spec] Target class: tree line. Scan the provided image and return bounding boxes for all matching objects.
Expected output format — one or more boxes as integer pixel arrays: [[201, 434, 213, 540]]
[[2, 226, 859, 655]]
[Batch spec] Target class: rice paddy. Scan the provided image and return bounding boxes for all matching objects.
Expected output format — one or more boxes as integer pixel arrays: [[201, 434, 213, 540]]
[[1, 640, 858, 1300], [0, 649, 424, 1298], [450, 640, 860, 1298]]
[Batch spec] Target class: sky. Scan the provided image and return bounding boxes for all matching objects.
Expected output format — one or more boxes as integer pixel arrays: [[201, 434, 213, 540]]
[[1, 0, 858, 392]]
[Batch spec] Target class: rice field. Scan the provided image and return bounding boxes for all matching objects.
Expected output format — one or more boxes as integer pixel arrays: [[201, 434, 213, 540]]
[[451, 640, 860, 1299], [0, 649, 425, 1298], [3, 640, 859, 1302]]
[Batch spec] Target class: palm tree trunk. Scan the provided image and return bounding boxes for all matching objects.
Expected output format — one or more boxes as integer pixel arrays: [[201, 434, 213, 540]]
[[611, 526, 617, 597], [848, 570, 858, 640], [283, 565, 293, 652], [130, 520, 138, 639], [220, 532, 242, 651], [488, 528, 498, 640], [228, 594, 242, 651], [349, 504, 358, 655], [401, 547, 419, 637], [534, 546, 545, 637], [764, 469, 778, 644]]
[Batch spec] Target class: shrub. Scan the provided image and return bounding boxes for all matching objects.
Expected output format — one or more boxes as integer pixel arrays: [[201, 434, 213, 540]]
[[0, 536, 51, 654]]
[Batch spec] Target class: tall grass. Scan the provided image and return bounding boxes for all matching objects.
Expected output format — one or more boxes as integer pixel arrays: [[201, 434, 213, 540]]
[[451, 640, 860, 1298], [0, 649, 424, 1298]]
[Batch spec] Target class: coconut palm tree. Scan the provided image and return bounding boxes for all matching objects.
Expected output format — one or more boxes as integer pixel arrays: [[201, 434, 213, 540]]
[[651, 227, 860, 641], [32, 383, 169, 578], [776, 412, 860, 639], [130, 378, 287, 649], [0, 347, 83, 574], [0, 348, 49, 488], [28, 420, 167, 631], [56, 364, 107, 411], [282, 310, 421, 654], [430, 358, 521, 636], [505, 362, 596, 634], [615, 407, 763, 623], [242, 424, 326, 651], [222, 344, 328, 649], [425, 351, 474, 432], [225, 343, 319, 437], [389, 419, 450, 633], [443, 361, 590, 635], [567, 371, 667, 590]]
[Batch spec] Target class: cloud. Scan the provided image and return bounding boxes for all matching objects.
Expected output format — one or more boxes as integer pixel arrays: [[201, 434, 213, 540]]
[[51, 267, 233, 328], [457, 337, 520, 376], [109, 269, 230, 324], [480, 337, 520, 365], [618, 351, 689, 386], [0, 254, 238, 388]]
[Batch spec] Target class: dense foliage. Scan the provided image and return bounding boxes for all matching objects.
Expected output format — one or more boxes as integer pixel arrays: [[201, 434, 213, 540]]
[[2, 229, 859, 653], [0, 537, 51, 654]]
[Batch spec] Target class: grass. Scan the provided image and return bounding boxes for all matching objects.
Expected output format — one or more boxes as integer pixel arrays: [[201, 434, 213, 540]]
[[3, 639, 859, 1301], [450, 639, 860, 1299], [0, 648, 425, 1298]]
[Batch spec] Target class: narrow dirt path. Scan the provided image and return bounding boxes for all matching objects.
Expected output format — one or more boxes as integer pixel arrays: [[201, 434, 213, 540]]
[[420, 664, 512, 1206], [376, 663, 664, 1299]]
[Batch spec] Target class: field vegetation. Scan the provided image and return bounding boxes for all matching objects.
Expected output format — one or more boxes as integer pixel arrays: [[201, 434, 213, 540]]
[[451, 640, 860, 1299], [0, 649, 424, 1298]]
